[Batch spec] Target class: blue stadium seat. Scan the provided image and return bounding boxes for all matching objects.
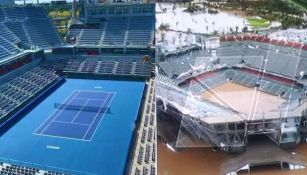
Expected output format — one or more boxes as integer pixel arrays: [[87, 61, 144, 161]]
[[1, 7, 63, 49], [0, 23, 20, 44], [4, 21, 30, 46], [0, 37, 20, 54], [0, 46, 11, 59], [0, 9, 5, 21], [79, 26, 104, 45], [24, 6, 47, 18], [102, 17, 128, 46], [4, 7, 26, 19], [126, 16, 154, 46]]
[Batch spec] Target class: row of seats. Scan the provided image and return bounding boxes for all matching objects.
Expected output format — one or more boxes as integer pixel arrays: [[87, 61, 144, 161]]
[[0, 162, 67, 175], [0, 23, 19, 44], [127, 16, 154, 46], [50, 58, 152, 77], [219, 40, 306, 79], [186, 72, 228, 95], [135, 165, 156, 175], [0, 7, 47, 21], [69, 16, 154, 47], [78, 21, 106, 45], [0, 24, 21, 60], [0, 67, 59, 119], [227, 69, 301, 99], [0, 7, 63, 49]]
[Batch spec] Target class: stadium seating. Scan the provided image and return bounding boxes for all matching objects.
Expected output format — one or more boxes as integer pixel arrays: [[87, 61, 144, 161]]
[[4, 21, 30, 45], [77, 22, 106, 45], [126, 16, 154, 46], [67, 29, 82, 41], [23, 6, 47, 18], [0, 37, 20, 54], [0, 24, 21, 61], [42, 57, 152, 77], [0, 9, 5, 21], [220, 34, 307, 78], [0, 67, 59, 119], [156, 74, 178, 87], [217, 46, 245, 57], [227, 69, 301, 99], [24, 18, 61, 48], [102, 17, 128, 46], [0, 45, 12, 60], [228, 70, 258, 87], [194, 72, 228, 92], [79, 28, 104, 45], [0, 7, 63, 49], [0, 162, 68, 175], [0, 23, 19, 44], [68, 16, 155, 47], [3, 7, 26, 19]]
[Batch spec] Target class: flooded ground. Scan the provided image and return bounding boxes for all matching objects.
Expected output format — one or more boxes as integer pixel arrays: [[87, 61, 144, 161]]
[[201, 82, 285, 119], [156, 3, 246, 35], [158, 141, 307, 175]]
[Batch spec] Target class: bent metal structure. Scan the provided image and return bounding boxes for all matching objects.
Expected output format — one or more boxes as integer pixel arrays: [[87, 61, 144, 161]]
[[156, 34, 307, 154]]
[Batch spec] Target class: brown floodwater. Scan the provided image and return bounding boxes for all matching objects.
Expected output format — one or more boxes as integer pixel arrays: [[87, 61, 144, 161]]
[[158, 142, 307, 175], [201, 82, 285, 117]]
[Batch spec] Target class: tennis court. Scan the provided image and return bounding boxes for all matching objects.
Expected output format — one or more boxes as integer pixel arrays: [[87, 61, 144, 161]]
[[0, 79, 145, 175], [35, 90, 115, 141]]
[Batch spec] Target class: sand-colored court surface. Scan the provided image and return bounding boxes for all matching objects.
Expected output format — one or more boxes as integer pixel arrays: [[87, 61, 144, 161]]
[[201, 82, 286, 120]]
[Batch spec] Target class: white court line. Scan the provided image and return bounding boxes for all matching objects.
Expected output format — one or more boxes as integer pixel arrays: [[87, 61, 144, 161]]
[[94, 86, 103, 89], [87, 92, 116, 141], [33, 132, 90, 142], [53, 121, 90, 126], [82, 93, 111, 140], [76, 90, 117, 94], [71, 99, 90, 123], [249, 46, 270, 121], [33, 91, 78, 135], [176, 77, 196, 148], [247, 56, 265, 120], [35, 90, 116, 142], [39, 91, 81, 135], [74, 97, 106, 101]]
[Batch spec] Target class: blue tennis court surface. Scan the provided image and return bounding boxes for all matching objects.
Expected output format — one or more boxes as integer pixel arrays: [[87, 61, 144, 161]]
[[35, 90, 115, 141], [0, 79, 145, 175]]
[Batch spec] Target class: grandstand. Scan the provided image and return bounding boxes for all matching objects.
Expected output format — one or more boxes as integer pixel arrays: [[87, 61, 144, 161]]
[[0, 6, 63, 50], [156, 34, 307, 154], [67, 3, 155, 52], [0, 0, 14, 6], [0, 2, 156, 175]]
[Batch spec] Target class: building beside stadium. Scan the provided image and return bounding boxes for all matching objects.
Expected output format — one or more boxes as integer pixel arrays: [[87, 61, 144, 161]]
[[0, 1, 156, 175]]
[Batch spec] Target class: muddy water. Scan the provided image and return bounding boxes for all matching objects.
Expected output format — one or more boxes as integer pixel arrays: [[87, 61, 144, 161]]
[[159, 83, 307, 175], [158, 142, 307, 175], [201, 82, 285, 116]]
